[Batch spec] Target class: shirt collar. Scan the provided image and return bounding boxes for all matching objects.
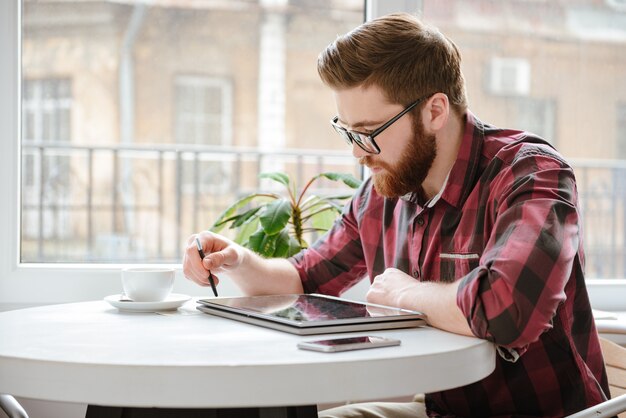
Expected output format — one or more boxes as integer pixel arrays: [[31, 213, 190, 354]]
[[427, 171, 450, 208], [439, 110, 485, 209]]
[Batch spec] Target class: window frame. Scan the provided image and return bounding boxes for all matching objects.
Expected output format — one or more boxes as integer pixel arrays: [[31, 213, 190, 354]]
[[0, 0, 230, 309], [1, 0, 624, 311]]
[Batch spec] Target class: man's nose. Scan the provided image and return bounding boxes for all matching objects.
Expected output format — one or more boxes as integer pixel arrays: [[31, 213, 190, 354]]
[[351, 142, 369, 159]]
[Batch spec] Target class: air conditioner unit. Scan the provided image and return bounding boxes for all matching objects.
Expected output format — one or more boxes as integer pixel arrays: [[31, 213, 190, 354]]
[[487, 57, 531, 96]]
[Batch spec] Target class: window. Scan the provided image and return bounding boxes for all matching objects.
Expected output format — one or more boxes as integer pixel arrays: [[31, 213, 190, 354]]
[[22, 78, 72, 187], [21, 78, 73, 243], [175, 76, 233, 193], [1, 0, 624, 311], [0, 0, 365, 307], [16, 0, 363, 265], [175, 76, 231, 147], [486, 57, 531, 97], [516, 98, 556, 145]]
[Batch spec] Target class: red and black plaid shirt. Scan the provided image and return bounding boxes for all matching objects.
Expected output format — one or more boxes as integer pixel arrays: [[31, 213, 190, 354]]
[[290, 111, 609, 417]]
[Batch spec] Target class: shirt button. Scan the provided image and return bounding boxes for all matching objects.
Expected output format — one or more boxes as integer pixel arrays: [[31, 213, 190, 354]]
[[416, 217, 425, 226], [412, 270, 419, 278]]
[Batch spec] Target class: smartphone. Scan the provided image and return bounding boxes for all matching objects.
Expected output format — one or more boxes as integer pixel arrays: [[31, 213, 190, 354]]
[[297, 335, 401, 353]]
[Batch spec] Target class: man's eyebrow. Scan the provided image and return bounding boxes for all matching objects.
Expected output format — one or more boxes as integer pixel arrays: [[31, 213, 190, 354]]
[[336, 117, 384, 129]]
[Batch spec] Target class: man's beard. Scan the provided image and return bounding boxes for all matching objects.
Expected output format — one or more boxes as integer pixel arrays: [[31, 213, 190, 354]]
[[359, 118, 437, 199]]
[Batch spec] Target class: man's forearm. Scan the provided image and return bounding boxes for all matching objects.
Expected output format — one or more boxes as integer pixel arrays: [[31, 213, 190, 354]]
[[367, 268, 474, 337], [228, 248, 304, 296], [406, 280, 473, 336]]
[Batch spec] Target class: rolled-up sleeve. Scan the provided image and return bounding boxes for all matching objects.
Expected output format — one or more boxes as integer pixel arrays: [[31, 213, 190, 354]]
[[457, 150, 580, 354]]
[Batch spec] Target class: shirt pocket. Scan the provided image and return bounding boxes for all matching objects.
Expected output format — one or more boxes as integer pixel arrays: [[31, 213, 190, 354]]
[[438, 252, 480, 283]]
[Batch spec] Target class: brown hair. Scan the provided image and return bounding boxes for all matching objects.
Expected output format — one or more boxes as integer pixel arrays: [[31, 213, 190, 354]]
[[317, 13, 467, 115]]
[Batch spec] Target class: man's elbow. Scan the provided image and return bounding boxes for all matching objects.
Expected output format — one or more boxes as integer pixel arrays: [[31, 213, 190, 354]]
[[482, 304, 559, 349]]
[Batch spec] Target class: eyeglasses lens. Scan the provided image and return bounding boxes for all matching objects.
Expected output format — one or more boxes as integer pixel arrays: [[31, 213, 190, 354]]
[[331, 119, 378, 154], [332, 125, 352, 146], [351, 132, 376, 153]]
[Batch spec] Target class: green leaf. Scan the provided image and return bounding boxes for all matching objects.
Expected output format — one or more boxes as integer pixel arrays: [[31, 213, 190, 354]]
[[286, 239, 303, 257], [246, 229, 279, 257], [318, 172, 362, 189], [260, 199, 292, 235], [231, 207, 262, 228], [259, 172, 290, 188], [211, 194, 275, 232], [318, 193, 354, 201], [234, 217, 260, 245], [272, 229, 301, 258]]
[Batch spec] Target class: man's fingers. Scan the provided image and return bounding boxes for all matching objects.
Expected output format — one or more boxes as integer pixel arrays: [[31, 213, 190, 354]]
[[183, 241, 212, 286], [203, 246, 241, 271], [182, 231, 241, 288]]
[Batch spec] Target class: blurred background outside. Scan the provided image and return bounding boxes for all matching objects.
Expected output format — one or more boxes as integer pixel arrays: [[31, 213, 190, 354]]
[[20, 0, 626, 279]]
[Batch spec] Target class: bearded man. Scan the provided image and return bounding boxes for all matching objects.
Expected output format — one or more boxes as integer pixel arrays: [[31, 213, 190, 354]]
[[183, 13, 608, 418]]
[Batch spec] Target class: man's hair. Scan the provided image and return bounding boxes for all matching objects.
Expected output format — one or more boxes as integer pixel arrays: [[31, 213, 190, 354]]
[[317, 13, 468, 115]]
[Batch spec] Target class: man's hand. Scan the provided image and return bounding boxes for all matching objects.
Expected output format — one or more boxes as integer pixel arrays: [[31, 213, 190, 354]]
[[366, 267, 473, 337], [182, 231, 304, 295], [182, 231, 245, 288], [366, 267, 418, 308]]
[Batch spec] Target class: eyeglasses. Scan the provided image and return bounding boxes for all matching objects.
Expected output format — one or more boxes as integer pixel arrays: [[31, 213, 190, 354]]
[[330, 94, 432, 155]]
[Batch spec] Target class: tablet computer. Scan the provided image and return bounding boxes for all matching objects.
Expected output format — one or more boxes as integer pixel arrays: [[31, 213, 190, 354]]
[[196, 293, 426, 335]]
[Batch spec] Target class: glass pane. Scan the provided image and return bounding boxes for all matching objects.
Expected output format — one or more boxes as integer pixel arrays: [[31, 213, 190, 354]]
[[204, 89, 222, 114], [21, 0, 363, 263], [420, 0, 626, 278]]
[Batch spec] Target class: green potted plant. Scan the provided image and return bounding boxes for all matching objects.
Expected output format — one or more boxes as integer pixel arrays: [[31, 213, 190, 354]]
[[211, 171, 362, 258]]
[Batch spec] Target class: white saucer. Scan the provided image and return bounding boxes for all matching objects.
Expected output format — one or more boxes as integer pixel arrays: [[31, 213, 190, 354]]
[[104, 293, 191, 312]]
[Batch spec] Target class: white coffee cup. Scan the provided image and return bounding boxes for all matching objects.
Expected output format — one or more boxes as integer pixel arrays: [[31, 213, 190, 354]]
[[121, 267, 175, 302]]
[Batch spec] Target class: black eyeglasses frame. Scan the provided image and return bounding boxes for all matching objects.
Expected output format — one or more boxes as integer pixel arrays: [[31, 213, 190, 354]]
[[330, 94, 432, 155]]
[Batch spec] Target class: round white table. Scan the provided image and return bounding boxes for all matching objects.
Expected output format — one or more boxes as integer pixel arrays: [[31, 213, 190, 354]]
[[0, 299, 495, 409]]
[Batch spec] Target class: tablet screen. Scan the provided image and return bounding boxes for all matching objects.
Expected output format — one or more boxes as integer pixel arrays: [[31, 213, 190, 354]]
[[198, 294, 424, 326]]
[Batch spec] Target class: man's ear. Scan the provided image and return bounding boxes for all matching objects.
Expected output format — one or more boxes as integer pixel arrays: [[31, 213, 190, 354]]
[[422, 93, 450, 132]]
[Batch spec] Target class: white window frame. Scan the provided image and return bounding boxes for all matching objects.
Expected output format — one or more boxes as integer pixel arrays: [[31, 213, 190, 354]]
[[0, 0, 624, 311], [0, 1, 232, 309]]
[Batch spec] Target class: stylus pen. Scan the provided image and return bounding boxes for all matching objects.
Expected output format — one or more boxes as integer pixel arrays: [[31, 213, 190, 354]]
[[195, 237, 218, 297]]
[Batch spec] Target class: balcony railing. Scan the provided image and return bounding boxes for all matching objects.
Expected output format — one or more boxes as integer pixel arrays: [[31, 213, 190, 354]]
[[21, 141, 362, 264], [20, 142, 626, 279]]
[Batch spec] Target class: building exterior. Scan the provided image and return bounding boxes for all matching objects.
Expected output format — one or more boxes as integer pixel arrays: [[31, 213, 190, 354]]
[[20, 0, 626, 277]]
